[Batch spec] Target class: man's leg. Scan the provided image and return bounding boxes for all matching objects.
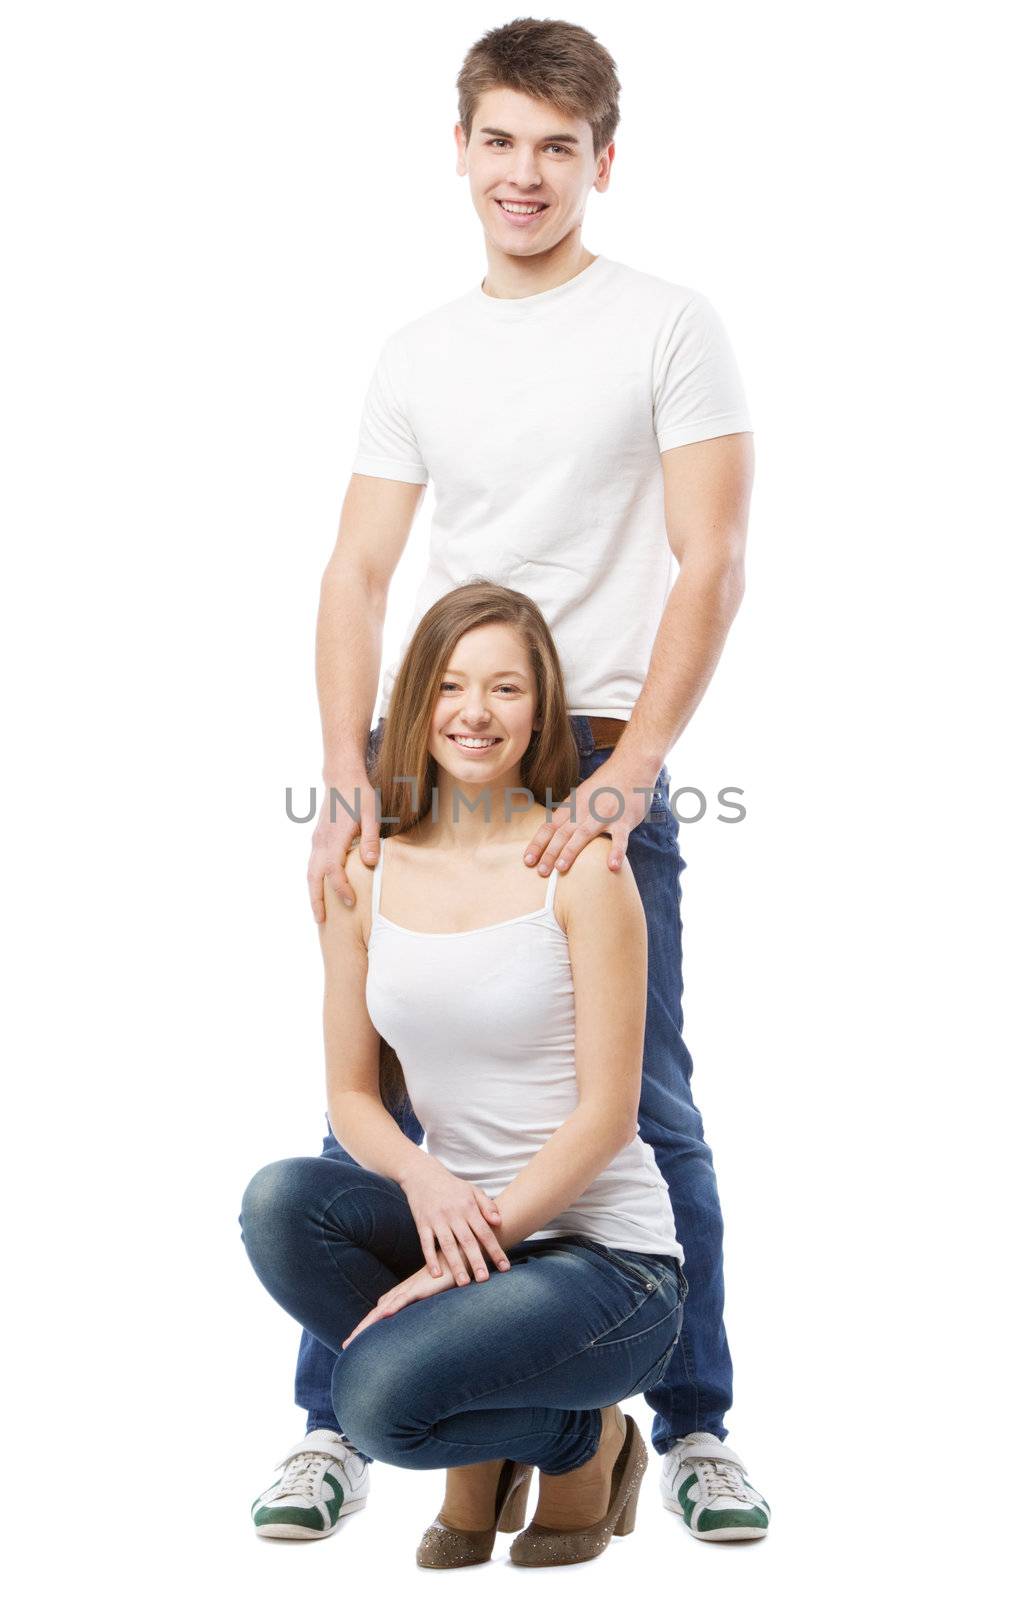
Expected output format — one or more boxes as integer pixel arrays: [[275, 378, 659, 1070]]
[[577, 734, 731, 1450], [625, 790, 732, 1447]]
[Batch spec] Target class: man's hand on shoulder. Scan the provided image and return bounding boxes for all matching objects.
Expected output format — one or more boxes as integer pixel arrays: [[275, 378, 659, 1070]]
[[308, 765, 381, 924], [522, 755, 660, 879]]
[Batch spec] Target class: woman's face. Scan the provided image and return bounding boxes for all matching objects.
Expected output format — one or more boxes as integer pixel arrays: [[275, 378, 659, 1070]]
[[427, 623, 541, 786]]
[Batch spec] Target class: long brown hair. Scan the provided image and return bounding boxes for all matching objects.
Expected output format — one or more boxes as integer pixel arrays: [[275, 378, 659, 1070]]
[[368, 580, 580, 1115]]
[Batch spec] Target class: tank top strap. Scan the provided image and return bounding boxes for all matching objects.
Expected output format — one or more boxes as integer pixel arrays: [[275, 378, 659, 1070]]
[[543, 861, 560, 912], [370, 835, 385, 920]]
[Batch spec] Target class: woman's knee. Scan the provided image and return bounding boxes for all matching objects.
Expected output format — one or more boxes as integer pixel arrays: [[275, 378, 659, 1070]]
[[331, 1339, 427, 1467], [239, 1158, 308, 1261]]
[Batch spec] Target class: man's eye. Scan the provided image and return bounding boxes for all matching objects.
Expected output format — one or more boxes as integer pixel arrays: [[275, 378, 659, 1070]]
[[485, 139, 570, 154]]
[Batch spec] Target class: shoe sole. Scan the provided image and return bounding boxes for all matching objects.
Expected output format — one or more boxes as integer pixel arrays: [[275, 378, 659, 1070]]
[[254, 1494, 369, 1539], [659, 1483, 768, 1541]]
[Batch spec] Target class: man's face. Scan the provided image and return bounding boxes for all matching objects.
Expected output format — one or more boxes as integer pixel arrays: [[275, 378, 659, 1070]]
[[455, 86, 613, 258]]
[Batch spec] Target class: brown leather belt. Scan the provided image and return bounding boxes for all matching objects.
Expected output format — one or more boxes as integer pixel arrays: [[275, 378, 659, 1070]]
[[584, 715, 628, 750]]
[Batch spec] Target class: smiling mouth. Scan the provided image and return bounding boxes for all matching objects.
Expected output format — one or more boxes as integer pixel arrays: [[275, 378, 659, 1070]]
[[494, 199, 549, 216], [447, 734, 502, 749]]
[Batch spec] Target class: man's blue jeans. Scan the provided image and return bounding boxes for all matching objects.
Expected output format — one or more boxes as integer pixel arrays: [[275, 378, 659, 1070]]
[[293, 714, 733, 1452], [242, 1158, 685, 1474]]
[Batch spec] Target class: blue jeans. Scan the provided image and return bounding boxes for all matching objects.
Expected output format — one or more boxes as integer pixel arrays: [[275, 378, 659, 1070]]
[[241, 1157, 686, 1474], [293, 714, 733, 1451]]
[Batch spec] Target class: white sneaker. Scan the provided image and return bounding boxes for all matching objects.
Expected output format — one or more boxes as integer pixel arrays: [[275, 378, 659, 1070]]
[[660, 1432, 770, 1541], [251, 1428, 370, 1539]]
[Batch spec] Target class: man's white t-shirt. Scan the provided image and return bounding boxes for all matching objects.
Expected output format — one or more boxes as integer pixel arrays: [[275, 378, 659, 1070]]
[[351, 253, 753, 721]]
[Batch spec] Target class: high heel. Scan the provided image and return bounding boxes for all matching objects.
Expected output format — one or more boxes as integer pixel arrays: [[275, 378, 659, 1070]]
[[415, 1459, 534, 1568], [509, 1413, 647, 1567]]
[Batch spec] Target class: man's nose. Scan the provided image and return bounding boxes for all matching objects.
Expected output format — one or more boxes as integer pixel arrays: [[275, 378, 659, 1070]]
[[509, 151, 542, 188]]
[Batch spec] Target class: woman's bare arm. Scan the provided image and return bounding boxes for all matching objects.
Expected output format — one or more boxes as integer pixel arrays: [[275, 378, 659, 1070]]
[[319, 851, 427, 1183], [320, 853, 509, 1280], [490, 836, 649, 1248]]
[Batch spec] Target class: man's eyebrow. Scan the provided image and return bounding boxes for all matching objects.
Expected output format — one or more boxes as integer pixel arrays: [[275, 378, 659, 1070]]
[[478, 126, 580, 145]]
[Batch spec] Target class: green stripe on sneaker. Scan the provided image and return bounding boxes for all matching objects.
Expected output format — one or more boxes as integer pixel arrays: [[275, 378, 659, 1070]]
[[696, 1505, 769, 1533], [322, 1472, 345, 1526], [253, 1504, 325, 1532], [678, 1471, 699, 1526]]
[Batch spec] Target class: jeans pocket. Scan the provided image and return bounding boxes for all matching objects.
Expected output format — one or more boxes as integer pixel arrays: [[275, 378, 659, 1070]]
[[577, 1237, 676, 1298], [647, 766, 671, 815]]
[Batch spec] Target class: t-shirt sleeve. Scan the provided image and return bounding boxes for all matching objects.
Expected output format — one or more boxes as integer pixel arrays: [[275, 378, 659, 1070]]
[[653, 291, 753, 452], [350, 335, 429, 485]]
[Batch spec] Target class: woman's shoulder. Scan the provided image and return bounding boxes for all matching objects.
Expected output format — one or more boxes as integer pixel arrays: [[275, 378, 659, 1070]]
[[558, 833, 642, 934]]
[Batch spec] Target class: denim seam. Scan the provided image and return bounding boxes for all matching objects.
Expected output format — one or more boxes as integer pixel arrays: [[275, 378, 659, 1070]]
[[585, 1301, 682, 1352], [315, 1181, 415, 1321], [431, 1286, 679, 1420]]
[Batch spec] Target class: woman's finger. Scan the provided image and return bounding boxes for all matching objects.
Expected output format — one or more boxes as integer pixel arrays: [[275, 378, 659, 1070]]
[[419, 1226, 443, 1278], [342, 1307, 380, 1348], [435, 1225, 471, 1285], [473, 1187, 502, 1224], [451, 1221, 489, 1283], [470, 1211, 511, 1271]]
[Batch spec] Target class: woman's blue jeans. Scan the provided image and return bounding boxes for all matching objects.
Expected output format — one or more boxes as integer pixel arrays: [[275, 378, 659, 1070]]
[[292, 714, 733, 1451], [241, 1156, 686, 1475]]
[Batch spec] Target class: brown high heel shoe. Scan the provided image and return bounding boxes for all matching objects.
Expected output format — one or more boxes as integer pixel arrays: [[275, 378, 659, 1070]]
[[415, 1459, 534, 1568], [509, 1410, 647, 1567]]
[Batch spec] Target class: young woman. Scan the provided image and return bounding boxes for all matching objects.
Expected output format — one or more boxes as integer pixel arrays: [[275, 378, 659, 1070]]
[[240, 581, 687, 1568]]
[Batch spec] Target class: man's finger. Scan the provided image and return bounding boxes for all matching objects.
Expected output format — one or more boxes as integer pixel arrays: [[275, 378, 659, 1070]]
[[323, 864, 355, 909], [607, 830, 629, 870], [534, 822, 575, 876], [523, 810, 572, 867], [309, 877, 327, 925]]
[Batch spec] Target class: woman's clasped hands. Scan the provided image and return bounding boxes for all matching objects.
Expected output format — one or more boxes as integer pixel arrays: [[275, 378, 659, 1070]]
[[342, 1153, 511, 1349]]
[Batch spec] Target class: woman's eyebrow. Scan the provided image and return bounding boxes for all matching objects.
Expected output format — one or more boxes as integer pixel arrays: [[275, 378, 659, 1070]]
[[444, 668, 528, 679]]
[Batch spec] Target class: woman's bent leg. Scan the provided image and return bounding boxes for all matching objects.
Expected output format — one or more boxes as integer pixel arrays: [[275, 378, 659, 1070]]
[[240, 1157, 424, 1359], [333, 1238, 684, 1477]]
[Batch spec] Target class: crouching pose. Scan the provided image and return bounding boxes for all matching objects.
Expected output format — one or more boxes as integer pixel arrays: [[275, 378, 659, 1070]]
[[240, 584, 687, 1568]]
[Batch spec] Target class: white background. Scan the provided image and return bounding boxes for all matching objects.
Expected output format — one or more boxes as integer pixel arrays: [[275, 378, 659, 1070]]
[[3, 2, 1019, 1596]]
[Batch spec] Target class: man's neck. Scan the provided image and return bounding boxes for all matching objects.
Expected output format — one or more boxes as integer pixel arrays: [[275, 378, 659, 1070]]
[[480, 232, 597, 301]]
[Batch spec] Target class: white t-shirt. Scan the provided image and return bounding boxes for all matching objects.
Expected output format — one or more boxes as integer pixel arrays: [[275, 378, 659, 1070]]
[[351, 253, 753, 720]]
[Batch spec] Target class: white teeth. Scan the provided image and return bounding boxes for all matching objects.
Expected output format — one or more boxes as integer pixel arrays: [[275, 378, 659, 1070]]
[[499, 201, 544, 214], [451, 735, 498, 748]]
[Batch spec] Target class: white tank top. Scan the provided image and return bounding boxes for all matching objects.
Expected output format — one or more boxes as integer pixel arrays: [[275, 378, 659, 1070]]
[[365, 835, 684, 1263]]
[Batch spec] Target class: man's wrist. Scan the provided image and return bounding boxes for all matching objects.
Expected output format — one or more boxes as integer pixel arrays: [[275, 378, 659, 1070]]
[[598, 743, 665, 796], [322, 744, 371, 784]]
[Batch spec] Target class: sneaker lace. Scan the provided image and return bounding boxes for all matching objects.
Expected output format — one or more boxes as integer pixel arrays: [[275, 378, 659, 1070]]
[[696, 1458, 749, 1502], [275, 1451, 328, 1501]]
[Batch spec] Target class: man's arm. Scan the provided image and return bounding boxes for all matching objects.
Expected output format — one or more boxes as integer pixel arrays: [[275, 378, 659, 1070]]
[[522, 430, 754, 875], [614, 430, 754, 778], [309, 472, 424, 921]]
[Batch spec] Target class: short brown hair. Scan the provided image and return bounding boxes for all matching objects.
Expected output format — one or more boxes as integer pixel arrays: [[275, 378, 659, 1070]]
[[456, 16, 621, 159]]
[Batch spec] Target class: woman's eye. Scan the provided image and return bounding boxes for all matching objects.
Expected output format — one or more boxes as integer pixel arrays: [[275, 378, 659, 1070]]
[[439, 683, 519, 694]]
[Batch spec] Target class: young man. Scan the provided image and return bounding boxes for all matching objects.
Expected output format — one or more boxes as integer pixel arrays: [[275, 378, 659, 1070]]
[[251, 17, 770, 1545]]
